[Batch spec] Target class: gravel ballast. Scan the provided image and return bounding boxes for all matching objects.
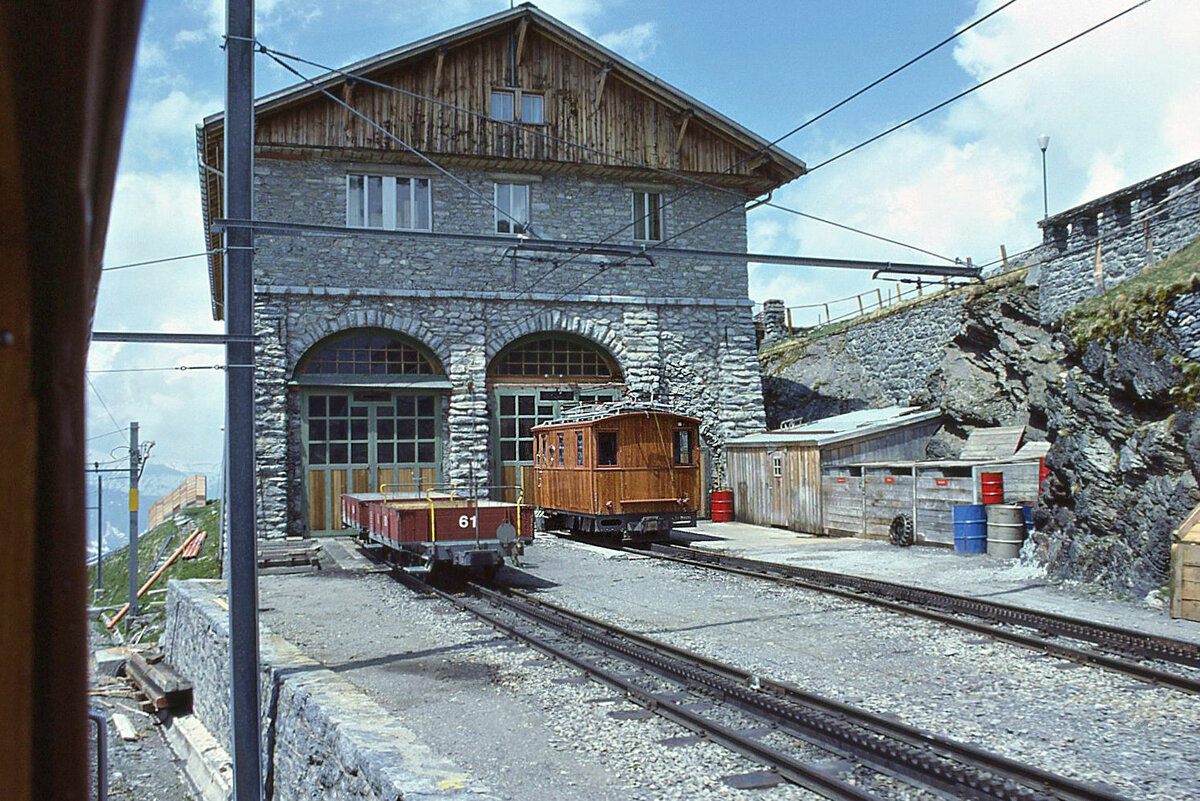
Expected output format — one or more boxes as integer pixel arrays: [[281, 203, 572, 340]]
[[258, 531, 1200, 800]]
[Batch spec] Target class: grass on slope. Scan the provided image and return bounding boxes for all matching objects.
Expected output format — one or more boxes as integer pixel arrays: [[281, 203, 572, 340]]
[[1064, 235, 1200, 347], [89, 501, 222, 627]]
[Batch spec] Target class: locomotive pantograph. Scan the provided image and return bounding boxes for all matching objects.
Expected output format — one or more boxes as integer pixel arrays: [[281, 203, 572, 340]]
[[533, 403, 701, 538]]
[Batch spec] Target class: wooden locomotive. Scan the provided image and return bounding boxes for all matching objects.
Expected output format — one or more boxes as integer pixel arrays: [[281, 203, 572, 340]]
[[532, 403, 701, 537]]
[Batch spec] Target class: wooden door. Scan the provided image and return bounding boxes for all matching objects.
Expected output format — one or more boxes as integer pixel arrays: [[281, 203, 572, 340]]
[[303, 390, 442, 534]]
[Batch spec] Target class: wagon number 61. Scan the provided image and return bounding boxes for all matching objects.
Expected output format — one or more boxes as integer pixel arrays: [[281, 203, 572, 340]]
[[458, 515, 477, 529]]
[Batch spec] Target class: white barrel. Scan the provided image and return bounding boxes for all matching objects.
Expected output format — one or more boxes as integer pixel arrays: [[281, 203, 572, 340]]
[[986, 504, 1026, 559]]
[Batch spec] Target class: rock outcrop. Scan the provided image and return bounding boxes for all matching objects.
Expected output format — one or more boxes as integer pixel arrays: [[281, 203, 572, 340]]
[[761, 257, 1200, 595]]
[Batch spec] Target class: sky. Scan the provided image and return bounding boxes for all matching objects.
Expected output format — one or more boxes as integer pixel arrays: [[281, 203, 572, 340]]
[[87, 0, 1200, 477]]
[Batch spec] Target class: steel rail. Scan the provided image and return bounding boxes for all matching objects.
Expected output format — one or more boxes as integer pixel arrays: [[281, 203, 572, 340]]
[[402, 577, 878, 801], [402, 564, 1128, 801], [647, 545, 1200, 695], [485, 585, 1126, 801]]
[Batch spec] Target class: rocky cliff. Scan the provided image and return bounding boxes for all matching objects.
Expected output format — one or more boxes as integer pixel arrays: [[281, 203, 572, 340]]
[[761, 238, 1200, 595]]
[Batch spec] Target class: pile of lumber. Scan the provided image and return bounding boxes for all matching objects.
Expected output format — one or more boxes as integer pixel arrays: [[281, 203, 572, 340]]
[[257, 537, 322, 570]]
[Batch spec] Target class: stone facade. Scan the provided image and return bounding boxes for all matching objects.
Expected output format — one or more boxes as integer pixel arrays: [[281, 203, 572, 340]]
[[1031, 159, 1200, 323], [251, 155, 766, 537]]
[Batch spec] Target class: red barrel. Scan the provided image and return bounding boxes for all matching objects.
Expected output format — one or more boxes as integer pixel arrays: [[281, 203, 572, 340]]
[[980, 472, 1005, 504], [711, 489, 734, 522]]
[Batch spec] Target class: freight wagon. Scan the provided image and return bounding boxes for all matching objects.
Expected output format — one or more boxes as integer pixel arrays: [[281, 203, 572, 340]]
[[533, 403, 701, 538], [341, 488, 533, 577]]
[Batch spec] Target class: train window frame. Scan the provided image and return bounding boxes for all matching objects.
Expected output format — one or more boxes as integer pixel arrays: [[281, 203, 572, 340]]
[[672, 428, 693, 466], [557, 433, 565, 466], [576, 430, 584, 467], [596, 430, 618, 467]]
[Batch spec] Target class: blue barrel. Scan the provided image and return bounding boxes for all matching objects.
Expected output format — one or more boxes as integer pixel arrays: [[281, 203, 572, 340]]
[[1021, 504, 1034, 533], [953, 504, 987, 554]]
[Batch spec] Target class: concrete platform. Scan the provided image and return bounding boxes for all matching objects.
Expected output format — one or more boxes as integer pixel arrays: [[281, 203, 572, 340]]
[[670, 520, 1200, 644]]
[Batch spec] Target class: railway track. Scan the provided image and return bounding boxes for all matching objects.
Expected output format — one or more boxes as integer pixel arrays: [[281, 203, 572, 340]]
[[642, 543, 1200, 695], [405, 571, 1129, 801]]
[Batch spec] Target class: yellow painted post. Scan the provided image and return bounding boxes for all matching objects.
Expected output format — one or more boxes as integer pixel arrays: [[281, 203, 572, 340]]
[[426, 488, 438, 543]]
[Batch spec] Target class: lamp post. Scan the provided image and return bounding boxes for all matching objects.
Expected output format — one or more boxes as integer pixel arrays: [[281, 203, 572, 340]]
[[1037, 134, 1050, 221]]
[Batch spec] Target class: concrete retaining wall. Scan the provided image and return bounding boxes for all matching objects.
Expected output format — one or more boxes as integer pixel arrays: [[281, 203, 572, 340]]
[[162, 579, 494, 801]]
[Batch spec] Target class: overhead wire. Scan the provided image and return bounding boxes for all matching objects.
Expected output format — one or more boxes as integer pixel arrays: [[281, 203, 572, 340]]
[[807, 0, 1156, 173], [263, 49, 532, 233], [102, 251, 222, 272], [259, 33, 964, 264], [87, 364, 229, 374], [85, 374, 125, 434]]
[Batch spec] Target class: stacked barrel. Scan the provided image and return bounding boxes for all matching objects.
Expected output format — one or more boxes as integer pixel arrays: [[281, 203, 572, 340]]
[[954, 471, 1028, 558]]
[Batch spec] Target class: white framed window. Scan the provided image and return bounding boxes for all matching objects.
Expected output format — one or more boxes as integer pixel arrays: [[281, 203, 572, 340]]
[[495, 182, 530, 235], [771, 452, 783, 478], [491, 88, 544, 124], [632, 190, 663, 242], [346, 174, 431, 230]]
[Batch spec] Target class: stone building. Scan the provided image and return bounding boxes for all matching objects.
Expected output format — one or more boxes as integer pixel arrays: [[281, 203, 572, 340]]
[[197, 5, 806, 536]]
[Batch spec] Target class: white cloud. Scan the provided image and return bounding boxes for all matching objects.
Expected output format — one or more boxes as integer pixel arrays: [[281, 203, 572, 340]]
[[598, 21, 658, 61], [748, 0, 1200, 311]]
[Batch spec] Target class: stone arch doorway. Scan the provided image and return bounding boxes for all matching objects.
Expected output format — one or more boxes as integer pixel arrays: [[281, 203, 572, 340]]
[[487, 332, 624, 501], [295, 328, 451, 534]]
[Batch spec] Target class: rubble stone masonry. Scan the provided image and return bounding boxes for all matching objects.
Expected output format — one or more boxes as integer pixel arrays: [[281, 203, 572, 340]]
[[251, 154, 766, 536]]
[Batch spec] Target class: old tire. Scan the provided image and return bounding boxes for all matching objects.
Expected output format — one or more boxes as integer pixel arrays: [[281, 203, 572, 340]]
[[888, 513, 914, 547]]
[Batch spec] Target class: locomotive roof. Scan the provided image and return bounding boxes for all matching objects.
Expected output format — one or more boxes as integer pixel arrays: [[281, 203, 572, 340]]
[[532, 402, 699, 430]]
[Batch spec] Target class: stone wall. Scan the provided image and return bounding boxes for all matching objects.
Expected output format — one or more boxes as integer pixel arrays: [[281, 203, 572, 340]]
[[251, 152, 766, 537], [762, 291, 966, 427], [1032, 160, 1200, 323], [163, 579, 495, 801]]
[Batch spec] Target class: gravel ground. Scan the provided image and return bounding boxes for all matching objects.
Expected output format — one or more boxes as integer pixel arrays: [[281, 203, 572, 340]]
[[260, 568, 822, 801], [254, 529, 1200, 801], [522, 536, 1200, 801]]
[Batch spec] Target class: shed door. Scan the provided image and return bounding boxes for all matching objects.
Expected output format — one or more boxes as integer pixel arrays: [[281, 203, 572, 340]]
[[769, 450, 788, 526]]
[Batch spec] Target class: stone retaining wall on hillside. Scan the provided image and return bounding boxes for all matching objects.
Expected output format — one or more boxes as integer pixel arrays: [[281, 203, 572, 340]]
[[162, 579, 494, 801], [1032, 160, 1200, 323]]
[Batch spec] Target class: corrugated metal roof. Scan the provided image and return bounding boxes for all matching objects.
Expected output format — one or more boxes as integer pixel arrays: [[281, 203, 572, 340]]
[[726, 406, 941, 448]]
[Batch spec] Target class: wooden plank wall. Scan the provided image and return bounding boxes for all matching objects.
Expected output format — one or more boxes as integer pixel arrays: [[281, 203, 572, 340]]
[[821, 469, 863, 536], [727, 444, 822, 532], [728, 447, 775, 527], [820, 419, 942, 467], [986, 461, 1041, 504], [250, 26, 765, 179], [914, 468, 974, 546], [862, 467, 914, 540]]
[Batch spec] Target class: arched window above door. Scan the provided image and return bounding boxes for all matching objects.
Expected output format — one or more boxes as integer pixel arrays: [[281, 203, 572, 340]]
[[489, 334, 621, 381], [297, 330, 442, 377]]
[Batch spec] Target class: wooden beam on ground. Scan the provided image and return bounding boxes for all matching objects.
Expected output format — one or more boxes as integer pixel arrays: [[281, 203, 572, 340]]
[[125, 652, 192, 712], [106, 526, 206, 629]]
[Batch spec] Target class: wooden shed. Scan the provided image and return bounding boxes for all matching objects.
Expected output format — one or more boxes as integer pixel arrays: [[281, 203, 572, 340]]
[[838, 456, 1043, 544], [725, 406, 942, 532]]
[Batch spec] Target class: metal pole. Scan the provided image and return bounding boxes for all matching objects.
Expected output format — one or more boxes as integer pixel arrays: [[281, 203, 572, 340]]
[[226, 0, 262, 798], [127, 422, 139, 621], [96, 469, 103, 596], [1038, 134, 1050, 222]]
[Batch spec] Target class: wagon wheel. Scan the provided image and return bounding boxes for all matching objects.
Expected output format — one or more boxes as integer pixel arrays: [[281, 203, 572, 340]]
[[888, 514, 914, 547]]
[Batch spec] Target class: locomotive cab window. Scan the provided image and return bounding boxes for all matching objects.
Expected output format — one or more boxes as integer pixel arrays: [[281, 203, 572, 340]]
[[673, 429, 694, 465], [576, 431, 584, 466], [557, 433, 565, 466], [597, 430, 618, 466]]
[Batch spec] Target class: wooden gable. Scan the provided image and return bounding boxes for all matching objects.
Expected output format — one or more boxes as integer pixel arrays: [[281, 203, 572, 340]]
[[241, 21, 799, 187], [199, 4, 806, 318]]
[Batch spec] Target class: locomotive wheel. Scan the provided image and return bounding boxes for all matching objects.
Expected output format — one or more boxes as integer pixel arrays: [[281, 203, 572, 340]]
[[888, 513, 915, 547]]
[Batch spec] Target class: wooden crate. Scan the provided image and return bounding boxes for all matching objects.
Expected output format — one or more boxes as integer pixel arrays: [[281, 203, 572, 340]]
[[1171, 529, 1200, 621]]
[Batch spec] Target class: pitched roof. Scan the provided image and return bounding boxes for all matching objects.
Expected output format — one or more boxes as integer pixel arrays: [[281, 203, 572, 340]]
[[727, 406, 942, 448]]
